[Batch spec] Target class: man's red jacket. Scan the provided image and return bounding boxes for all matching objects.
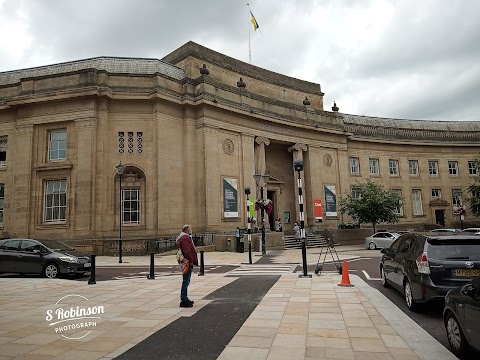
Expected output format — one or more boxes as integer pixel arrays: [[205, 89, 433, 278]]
[[178, 234, 198, 266]]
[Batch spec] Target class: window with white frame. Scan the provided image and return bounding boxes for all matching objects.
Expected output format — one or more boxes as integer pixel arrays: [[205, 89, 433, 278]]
[[411, 189, 423, 216], [351, 187, 362, 199], [369, 158, 379, 175], [0, 184, 4, 225], [0, 136, 7, 167], [389, 159, 399, 176], [468, 161, 478, 176], [451, 189, 462, 207], [431, 189, 441, 199], [122, 188, 140, 224], [44, 179, 67, 222], [448, 161, 458, 176], [408, 160, 419, 176], [48, 130, 67, 162], [392, 189, 403, 216], [428, 160, 438, 176], [349, 157, 360, 175]]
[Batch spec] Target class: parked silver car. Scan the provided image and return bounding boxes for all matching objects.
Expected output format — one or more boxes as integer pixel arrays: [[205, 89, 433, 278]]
[[364, 231, 401, 250]]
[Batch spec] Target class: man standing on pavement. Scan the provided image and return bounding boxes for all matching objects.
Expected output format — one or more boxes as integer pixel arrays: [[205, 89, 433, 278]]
[[176, 224, 198, 308]]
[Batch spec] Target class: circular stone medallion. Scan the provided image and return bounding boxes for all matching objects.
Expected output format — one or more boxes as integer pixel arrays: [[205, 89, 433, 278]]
[[223, 139, 235, 155]]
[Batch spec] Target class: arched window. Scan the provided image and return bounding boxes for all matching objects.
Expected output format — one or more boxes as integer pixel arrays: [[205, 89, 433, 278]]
[[116, 166, 146, 227]]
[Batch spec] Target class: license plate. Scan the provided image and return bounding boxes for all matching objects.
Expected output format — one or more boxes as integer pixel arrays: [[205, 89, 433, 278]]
[[83, 262, 91, 268], [454, 269, 480, 277]]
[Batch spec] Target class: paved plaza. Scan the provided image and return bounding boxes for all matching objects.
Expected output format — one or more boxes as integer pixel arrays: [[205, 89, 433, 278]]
[[0, 249, 457, 360]]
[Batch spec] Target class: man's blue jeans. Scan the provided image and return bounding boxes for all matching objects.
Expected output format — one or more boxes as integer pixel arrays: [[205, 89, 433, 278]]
[[181, 264, 193, 302]]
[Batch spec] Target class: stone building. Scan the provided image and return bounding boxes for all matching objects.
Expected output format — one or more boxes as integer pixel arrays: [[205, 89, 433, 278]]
[[0, 41, 479, 243]]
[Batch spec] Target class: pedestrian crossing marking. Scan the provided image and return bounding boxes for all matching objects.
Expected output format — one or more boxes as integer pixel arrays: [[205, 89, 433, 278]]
[[227, 264, 295, 276]]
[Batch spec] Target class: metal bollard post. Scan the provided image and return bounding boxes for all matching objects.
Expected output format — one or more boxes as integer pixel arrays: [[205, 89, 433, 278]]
[[198, 250, 205, 276], [88, 254, 96, 285], [147, 252, 155, 279]]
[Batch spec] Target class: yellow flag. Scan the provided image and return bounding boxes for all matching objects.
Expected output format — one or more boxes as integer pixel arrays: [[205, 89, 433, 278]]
[[250, 11, 259, 31]]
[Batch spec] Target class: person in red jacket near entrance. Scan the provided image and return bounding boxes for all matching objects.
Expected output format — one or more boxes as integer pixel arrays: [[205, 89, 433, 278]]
[[176, 224, 198, 307]]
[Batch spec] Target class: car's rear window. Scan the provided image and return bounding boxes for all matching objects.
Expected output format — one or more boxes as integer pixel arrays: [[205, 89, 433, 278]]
[[427, 238, 480, 260]]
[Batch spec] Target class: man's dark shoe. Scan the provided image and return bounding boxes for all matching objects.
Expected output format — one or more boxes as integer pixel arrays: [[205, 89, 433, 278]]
[[180, 301, 193, 308], [187, 298, 194, 305]]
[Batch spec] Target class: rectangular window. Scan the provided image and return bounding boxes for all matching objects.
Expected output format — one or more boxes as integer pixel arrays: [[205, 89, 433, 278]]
[[408, 160, 419, 176], [351, 187, 362, 199], [118, 132, 125, 154], [44, 179, 67, 223], [349, 157, 360, 175], [0, 184, 4, 225], [48, 130, 67, 161], [392, 189, 403, 216], [452, 188, 462, 207], [122, 188, 140, 224], [137, 132, 143, 154], [369, 158, 379, 175], [389, 159, 399, 176], [0, 136, 7, 167], [448, 161, 458, 176], [428, 160, 438, 176], [128, 132, 134, 154], [431, 189, 441, 199], [468, 161, 478, 176], [411, 189, 423, 216]]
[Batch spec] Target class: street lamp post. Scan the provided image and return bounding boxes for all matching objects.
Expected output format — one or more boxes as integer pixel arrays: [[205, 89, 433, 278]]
[[245, 186, 252, 264], [294, 159, 310, 278], [115, 161, 125, 264], [254, 170, 270, 256]]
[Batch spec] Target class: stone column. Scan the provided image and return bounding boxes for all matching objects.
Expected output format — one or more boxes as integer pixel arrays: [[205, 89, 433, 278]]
[[254, 136, 270, 195], [242, 134, 255, 222], [74, 118, 97, 235], [13, 124, 34, 237], [288, 143, 308, 226]]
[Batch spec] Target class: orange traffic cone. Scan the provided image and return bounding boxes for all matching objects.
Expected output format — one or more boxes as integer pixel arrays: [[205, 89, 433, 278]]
[[338, 259, 354, 287]]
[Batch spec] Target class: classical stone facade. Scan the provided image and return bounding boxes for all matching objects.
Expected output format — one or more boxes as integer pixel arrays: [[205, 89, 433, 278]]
[[0, 41, 479, 242]]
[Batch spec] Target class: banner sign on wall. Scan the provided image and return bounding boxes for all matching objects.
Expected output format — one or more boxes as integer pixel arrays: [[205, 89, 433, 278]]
[[314, 199, 323, 220], [223, 178, 238, 218], [324, 185, 337, 217], [248, 197, 257, 219]]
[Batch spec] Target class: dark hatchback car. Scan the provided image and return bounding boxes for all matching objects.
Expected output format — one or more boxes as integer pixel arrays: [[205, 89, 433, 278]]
[[0, 238, 91, 278], [443, 276, 480, 358], [380, 233, 480, 311]]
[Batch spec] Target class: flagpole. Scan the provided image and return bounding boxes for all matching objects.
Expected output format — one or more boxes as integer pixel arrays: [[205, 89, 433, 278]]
[[247, 3, 251, 63]]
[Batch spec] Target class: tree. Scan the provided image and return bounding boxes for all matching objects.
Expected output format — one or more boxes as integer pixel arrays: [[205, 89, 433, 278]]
[[467, 157, 480, 217], [339, 180, 403, 233]]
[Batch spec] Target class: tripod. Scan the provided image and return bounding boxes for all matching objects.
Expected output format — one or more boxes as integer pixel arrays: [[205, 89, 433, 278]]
[[314, 237, 343, 275]]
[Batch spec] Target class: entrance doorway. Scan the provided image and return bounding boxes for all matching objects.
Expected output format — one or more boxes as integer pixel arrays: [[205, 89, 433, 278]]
[[267, 190, 276, 231], [435, 209, 445, 226]]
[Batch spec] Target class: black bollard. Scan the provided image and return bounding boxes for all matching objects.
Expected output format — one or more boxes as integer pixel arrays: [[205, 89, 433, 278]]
[[88, 254, 96, 285], [147, 252, 155, 279], [198, 250, 205, 276]]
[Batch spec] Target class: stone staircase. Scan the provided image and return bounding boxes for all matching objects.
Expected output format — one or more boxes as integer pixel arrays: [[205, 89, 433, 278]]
[[284, 232, 328, 249]]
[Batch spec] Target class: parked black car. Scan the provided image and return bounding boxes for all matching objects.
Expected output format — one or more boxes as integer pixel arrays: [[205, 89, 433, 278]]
[[380, 233, 480, 311], [443, 276, 480, 358], [0, 238, 91, 278]]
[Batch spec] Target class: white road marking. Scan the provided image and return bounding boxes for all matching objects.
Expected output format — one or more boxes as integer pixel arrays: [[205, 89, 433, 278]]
[[362, 270, 382, 281]]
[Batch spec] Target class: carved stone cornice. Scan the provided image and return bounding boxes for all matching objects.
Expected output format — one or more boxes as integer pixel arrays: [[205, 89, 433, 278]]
[[15, 124, 33, 135], [255, 136, 270, 146], [288, 143, 307, 152], [74, 118, 97, 129]]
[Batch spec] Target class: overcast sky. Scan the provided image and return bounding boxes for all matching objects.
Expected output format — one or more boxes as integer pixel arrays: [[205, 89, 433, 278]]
[[1, 0, 479, 121]]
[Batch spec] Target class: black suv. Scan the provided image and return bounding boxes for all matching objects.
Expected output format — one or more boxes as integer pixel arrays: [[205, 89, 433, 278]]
[[380, 233, 480, 311]]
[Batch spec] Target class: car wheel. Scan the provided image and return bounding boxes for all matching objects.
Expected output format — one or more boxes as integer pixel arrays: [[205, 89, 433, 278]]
[[368, 242, 376, 250], [43, 263, 60, 279], [381, 266, 390, 288], [404, 279, 417, 311], [445, 311, 470, 358]]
